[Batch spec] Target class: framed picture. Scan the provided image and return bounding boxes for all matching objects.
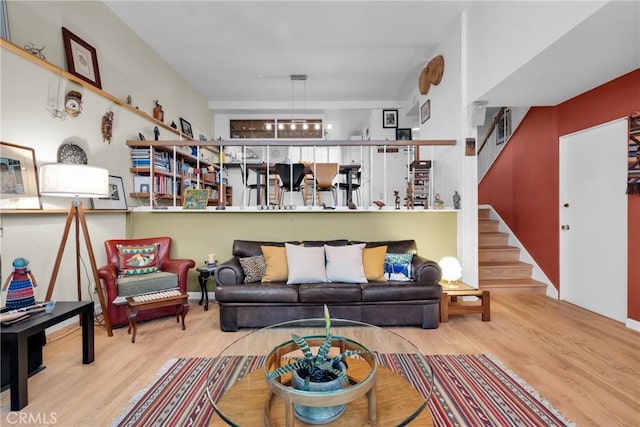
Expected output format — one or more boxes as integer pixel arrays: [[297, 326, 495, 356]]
[[183, 188, 210, 209], [0, 142, 41, 210], [199, 133, 208, 141], [496, 108, 512, 145], [383, 109, 398, 128], [92, 175, 127, 210], [396, 128, 412, 141], [421, 99, 431, 124], [180, 117, 193, 138], [61, 27, 101, 89]]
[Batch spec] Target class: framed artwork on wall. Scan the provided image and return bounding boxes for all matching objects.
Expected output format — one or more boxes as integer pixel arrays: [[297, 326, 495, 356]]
[[383, 109, 398, 128], [180, 117, 193, 138], [92, 175, 127, 210], [421, 99, 431, 124], [496, 108, 512, 145], [0, 142, 41, 210], [62, 27, 102, 89], [396, 128, 412, 141]]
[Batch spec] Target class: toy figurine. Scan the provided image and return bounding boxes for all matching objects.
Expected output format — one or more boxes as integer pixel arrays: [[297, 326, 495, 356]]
[[2, 257, 38, 310], [453, 191, 461, 209], [153, 100, 164, 122], [394, 190, 401, 210], [405, 182, 414, 209], [434, 193, 444, 209]]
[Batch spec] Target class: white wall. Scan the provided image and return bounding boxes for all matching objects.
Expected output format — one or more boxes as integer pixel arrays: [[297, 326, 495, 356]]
[[1, 1, 215, 305], [465, 1, 606, 103], [7, 1, 214, 135]]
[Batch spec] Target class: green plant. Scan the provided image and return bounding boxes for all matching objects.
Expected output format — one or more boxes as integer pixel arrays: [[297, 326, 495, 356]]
[[266, 305, 367, 386]]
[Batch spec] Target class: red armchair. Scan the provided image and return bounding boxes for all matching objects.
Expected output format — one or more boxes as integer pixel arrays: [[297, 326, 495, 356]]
[[98, 237, 195, 327]]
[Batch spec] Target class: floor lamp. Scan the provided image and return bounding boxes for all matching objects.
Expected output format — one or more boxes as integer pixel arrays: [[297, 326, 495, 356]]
[[39, 163, 113, 336]]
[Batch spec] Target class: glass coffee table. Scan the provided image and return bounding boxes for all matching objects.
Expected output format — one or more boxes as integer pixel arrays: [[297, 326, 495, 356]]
[[207, 318, 433, 426]]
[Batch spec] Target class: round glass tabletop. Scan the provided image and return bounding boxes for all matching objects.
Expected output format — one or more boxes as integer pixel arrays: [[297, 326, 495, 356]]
[[206, 318, 433, 426]]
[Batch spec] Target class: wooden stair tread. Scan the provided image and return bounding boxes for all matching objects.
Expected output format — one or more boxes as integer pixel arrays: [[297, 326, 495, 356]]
[[479, 278, 546, 286], [479, 261, 531, 267], [477, 208, 547, 296], [479, 245, 519, 251]]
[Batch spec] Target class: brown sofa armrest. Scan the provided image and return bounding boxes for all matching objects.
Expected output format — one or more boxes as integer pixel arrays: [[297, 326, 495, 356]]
[[412, 255, 442, 284], [215, 258, 245, 286]]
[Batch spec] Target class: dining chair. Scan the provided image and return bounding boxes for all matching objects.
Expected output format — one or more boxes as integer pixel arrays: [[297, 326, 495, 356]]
[[338, 168, 362, 205], [311, 163, 338, 206], [239, 165, 267, 205], [275, 163, 306, 206]]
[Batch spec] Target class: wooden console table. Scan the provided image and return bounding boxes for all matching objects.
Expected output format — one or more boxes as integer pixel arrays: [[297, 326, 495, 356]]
[[440, 281, 490, 322], [126, 290, 189, 343]]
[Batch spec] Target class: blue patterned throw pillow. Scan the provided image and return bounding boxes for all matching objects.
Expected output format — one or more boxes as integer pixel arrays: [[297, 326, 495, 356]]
[[384, 253, 413, 281]]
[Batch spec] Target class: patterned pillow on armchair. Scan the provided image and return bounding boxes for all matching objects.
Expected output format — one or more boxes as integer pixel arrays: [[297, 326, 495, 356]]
[[116, 243, 160, 276]]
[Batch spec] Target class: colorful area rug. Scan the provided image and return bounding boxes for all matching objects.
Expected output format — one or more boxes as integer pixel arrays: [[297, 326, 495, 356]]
[[113, 354, 574, 426]]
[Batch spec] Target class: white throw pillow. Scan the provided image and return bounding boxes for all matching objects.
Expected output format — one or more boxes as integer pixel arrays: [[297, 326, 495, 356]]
[[324, 244, 368, 283], [285, 243, 327, 284]]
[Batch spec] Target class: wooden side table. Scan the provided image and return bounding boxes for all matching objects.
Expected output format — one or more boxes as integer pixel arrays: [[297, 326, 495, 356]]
[[126, 290, 189, 343], [196, 264, 217, 311], [440, 281, 490, 322]]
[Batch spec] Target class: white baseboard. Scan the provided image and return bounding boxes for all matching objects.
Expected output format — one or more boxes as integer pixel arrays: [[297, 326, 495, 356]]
[[626, 318, 640, 332]]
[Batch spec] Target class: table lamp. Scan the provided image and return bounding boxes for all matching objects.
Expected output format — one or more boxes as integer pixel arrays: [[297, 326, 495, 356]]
[[439, 256, 462, 284], [39, 163, 113, 336]]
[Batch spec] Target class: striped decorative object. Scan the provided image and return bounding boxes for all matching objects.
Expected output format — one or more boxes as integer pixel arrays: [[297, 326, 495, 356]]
[[113, 354, 573, 427]]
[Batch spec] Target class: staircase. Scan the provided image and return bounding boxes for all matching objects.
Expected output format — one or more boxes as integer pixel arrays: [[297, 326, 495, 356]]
[[478, 208, 547, 295]]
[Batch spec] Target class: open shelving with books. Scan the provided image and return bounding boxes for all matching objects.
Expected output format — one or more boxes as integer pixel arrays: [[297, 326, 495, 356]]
[[127, 141, 232, 207]]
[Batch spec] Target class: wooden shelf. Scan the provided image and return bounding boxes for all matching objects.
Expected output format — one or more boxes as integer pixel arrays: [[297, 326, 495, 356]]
[[1, 39, 195, 140]]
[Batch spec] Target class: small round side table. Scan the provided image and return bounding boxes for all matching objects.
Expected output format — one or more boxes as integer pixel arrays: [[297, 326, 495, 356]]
[[196, 264, 217, 311]]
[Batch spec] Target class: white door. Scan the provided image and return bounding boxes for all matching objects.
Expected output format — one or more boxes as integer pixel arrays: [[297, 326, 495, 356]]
[[559, 118, 628, 322]]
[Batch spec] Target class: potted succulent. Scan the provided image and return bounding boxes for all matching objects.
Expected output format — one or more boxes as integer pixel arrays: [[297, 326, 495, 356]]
[[266, 305, 369, 424]]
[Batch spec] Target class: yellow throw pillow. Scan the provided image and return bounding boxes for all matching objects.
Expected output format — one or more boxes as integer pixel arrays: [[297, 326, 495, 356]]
[[261, 245, 289, 282], [363, 245, 388, 282]]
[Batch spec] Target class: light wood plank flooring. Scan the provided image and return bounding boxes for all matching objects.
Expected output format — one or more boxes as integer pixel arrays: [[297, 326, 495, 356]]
[[1, 295, 638, 426]]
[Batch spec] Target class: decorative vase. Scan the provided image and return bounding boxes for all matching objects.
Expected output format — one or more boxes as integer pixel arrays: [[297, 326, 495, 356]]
[[291, 361, 348, 424]]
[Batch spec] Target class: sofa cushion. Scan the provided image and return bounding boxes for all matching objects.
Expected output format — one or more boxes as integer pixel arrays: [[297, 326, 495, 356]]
[[360, 282, 441, 302], [364, 240, 417, 254], [384, 253, 414, 281], [363, 246, 388, 282], [239, 255, 266, 283], [302, 239, 350, 248], [325, 244, 367, 283], [261, 245, 289, 282], [216, 283, 299, 303], [286, 243, 327, 284], [233, 240, 299, 258], [117, 271, 178, 298], [116, 243, 160, 276], [298, 283, 362, 303]]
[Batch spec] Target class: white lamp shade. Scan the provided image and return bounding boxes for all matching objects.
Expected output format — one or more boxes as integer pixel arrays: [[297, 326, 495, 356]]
[[39, 163, 109, 198], [439, 256, 462, 282]]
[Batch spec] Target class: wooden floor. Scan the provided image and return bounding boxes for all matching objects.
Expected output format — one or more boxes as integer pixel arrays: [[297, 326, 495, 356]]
[[1, 295, 638, 426]]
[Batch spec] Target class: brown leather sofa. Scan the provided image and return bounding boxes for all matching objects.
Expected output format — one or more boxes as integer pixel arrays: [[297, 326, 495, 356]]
[[214, 239, 442, 331]]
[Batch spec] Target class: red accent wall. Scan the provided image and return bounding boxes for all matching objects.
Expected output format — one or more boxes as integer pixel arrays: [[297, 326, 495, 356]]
[[479, 69, 640, 322]]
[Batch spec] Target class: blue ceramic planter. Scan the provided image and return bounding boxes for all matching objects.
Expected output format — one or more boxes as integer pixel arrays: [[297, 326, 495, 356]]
[[291, 362, 348, 424]]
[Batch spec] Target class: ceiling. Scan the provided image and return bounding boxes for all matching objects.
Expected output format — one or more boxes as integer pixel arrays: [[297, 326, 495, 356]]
[[105, 1, 639, 136]]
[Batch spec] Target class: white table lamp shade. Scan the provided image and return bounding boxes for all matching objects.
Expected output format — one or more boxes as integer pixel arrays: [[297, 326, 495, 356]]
[[39, 163, 109, 198], [439, 256, 462, 282]]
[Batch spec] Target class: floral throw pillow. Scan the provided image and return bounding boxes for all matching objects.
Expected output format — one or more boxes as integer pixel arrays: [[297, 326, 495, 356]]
[[384, 253, 413, 281], [116, 243, 160, 276], [239, 255, 266, 283]]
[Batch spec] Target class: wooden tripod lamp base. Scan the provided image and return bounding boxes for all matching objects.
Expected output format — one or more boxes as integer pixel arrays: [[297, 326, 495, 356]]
[[39, 163, 113, 336]]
